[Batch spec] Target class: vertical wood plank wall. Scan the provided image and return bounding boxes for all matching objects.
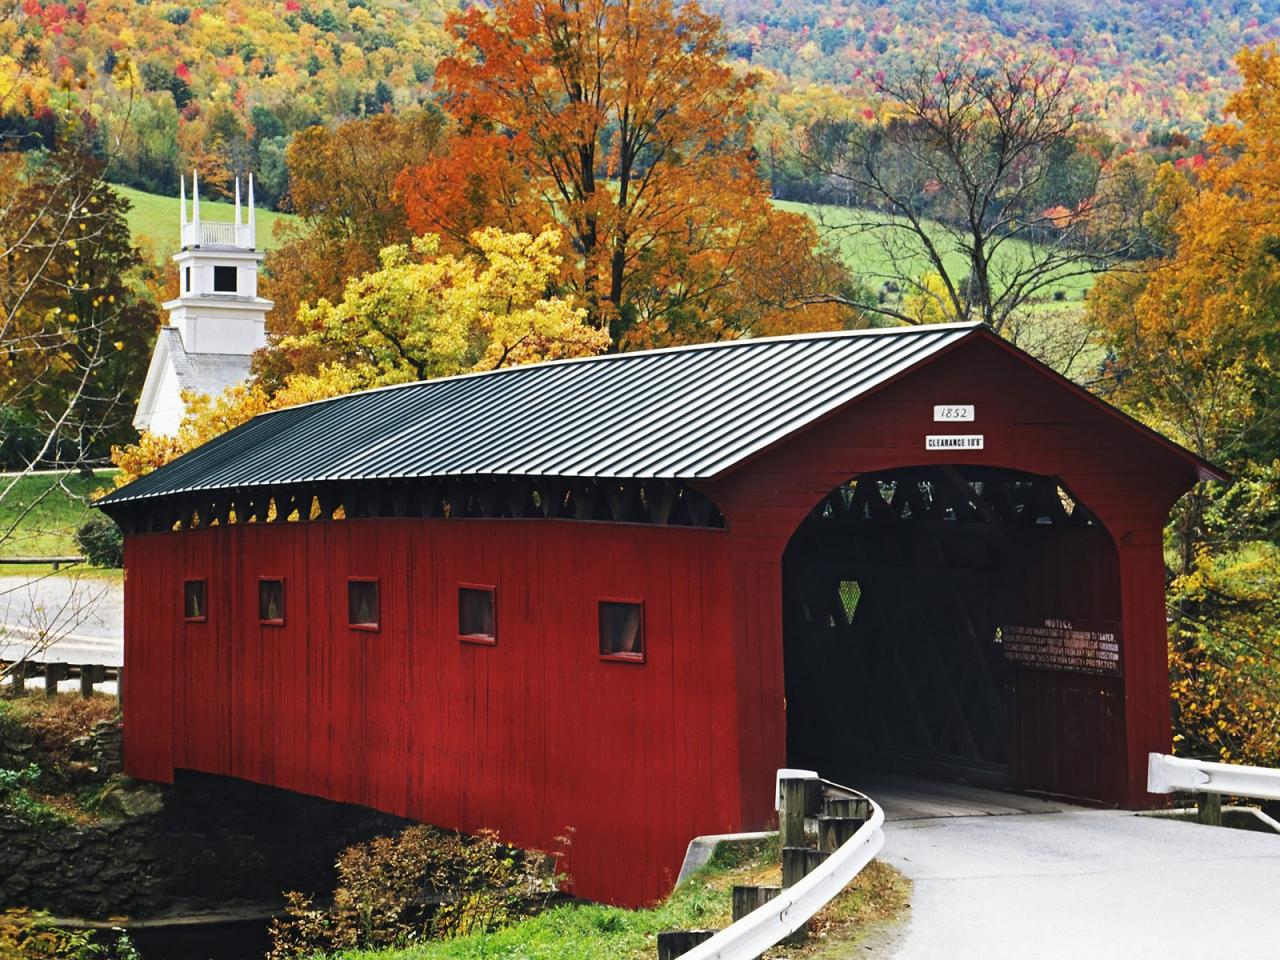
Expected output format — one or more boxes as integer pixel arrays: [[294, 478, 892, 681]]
[[123, 520, 736, 906]]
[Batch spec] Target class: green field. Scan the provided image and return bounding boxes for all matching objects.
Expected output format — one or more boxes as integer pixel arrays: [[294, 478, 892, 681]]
[[0, 471, 117, 560], [112, 183, 298, 258], [778, 200, 1095, 306]]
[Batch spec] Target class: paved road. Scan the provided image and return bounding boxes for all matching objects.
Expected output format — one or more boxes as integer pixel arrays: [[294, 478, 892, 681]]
[[864, 776, 1280, 958], [0, 571, 123, 666]]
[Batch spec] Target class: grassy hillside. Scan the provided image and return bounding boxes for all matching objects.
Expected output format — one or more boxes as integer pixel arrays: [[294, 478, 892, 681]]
[[113, 184, 298, 259], [778, 201, 1094, 306], [0, 471, 117, 560]]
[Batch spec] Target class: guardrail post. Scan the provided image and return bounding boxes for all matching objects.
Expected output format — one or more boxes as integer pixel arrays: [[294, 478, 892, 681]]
[[1197, 791, 1222, 827], [731, 884, 780, 921], [817, 816, 866, 852], [657, 930, 716, 959], [79, 664, 105, 698], [823, 796, 871, 820], [782, 847, 830, 888], [44, 662, 68, 697], [9, 662, 25, 697], [780, 777, 821, 848]]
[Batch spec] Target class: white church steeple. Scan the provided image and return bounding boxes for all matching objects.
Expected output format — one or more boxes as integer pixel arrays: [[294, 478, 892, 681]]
[[133, 172, 274, 436]]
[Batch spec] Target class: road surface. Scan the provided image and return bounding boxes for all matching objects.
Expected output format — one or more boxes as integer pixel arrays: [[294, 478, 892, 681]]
[[0, 570, 123, 692], [863, 776, 1280, 958]]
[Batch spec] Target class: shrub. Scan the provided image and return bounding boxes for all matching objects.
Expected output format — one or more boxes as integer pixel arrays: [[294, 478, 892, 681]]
[[75, 515, 123, 567], [267, 826, 564, 959], [0, 910, 140, 959], [0, 763, 67, 826]]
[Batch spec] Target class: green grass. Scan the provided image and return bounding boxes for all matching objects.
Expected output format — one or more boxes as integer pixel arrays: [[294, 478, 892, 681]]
[[779, 201, 1095, 304], [0, 471, 117, 559], [332, 837, 909, 960], [112, 184, 297, 258]]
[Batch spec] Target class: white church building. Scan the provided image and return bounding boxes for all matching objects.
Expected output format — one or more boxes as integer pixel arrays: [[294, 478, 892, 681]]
[[133, 173, 273, 436]]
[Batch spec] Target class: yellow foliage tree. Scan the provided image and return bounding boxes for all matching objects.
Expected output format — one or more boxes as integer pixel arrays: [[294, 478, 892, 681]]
[[283, 226, 609, 384]]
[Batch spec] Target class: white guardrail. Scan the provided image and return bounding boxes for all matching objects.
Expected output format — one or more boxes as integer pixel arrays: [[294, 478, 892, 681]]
[[1148, 752, 1280, 802], [679, 770, 886, 960]]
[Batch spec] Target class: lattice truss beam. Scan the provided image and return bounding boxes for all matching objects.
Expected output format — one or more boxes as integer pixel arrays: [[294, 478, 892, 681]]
[[814, 466, 1097, 529], [110, 476, 726, 535]]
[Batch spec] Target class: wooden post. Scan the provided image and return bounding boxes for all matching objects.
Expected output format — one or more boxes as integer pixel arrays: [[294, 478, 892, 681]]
[[823, 796, 871, 820], [1198, 792, 1222, 827], [9, 662, 25, 697], [731, 884, 780, 921], [782, 846, 829, 888], [44, 662, 68, 697], [817, 815, 865, 852], [781, 779, 806, 848], [79, 664, 105, 698], [780, 777, 819, 848], [656, 930, 716, 960]]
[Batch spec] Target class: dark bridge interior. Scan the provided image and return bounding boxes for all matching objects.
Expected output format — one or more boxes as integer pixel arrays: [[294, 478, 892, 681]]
[[782, 466, 1113, 791]]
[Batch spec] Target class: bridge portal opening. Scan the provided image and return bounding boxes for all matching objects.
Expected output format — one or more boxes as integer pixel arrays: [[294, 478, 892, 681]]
[[782, 466, 1125, 799]]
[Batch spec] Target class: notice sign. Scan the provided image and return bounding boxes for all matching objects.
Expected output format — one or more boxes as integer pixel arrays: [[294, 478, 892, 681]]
[[933, 404, 975, 422], [1000, 618, 1122, 676], [926, 434, 984, 451]]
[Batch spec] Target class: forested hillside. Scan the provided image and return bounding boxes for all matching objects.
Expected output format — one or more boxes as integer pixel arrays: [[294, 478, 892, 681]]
[[705, 0, 1280, 136], [1, 0, 452, 205], [2, 0, 1272, 209]]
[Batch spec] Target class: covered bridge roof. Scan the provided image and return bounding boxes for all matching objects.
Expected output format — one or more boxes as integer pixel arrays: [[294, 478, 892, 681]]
[[99, 322, 1221, 509]]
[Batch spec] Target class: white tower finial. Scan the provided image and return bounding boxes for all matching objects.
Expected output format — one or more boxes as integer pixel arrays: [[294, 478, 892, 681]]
[[180, 174, 187, 228], [248, 174, 256, 249], [192, 170, 201, 241]]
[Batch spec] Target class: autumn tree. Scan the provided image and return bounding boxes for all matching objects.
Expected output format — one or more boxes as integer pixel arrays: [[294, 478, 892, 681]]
[[283, 227, 608, 383], [802, 52, 1150, 345], [0, 149, 157, 475], [1089, 45, 1280, 765], [399, 0, 853, 347], [260, 108, 450, 383]]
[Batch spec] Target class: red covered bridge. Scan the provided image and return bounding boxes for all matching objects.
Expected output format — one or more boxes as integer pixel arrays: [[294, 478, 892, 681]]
[[98, 323, 1223, 906]]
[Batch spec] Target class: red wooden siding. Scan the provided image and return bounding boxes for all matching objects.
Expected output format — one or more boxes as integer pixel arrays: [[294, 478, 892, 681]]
[[121, 333, 1201, 907], [123, 519, 737, 906]]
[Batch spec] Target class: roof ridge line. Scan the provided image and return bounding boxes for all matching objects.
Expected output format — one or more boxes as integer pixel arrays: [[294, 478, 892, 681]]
[[258, 321, 986, 419]]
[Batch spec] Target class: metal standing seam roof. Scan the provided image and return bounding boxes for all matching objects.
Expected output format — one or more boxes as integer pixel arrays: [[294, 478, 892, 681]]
[[99, 322, 994, 508]]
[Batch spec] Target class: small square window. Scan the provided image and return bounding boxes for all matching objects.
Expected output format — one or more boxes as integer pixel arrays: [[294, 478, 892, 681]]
[[213, 265, 237, 293], [348, 578, 379, 631], [184, 266, 191, 293], [258, 578, 285, 625], [458, 585, 496, 644], [599, 600, 644, 662], [184, 579, 207, 622]]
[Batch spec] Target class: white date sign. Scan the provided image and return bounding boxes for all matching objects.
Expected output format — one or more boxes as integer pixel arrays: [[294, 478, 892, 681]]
[[933, 404, 975, 422]]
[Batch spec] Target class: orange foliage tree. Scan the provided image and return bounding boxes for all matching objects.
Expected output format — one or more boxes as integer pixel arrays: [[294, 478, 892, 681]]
[[1089, 45, 1280, 765], [399, 0, 853, 347], [261, 108, 450, 384]]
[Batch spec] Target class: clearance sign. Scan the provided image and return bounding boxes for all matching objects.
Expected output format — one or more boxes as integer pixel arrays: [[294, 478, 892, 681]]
[[926, 434, 984, 450]]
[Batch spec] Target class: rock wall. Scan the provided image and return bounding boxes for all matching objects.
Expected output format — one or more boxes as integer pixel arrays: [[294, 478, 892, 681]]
[[0, 770, 411, 919]]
